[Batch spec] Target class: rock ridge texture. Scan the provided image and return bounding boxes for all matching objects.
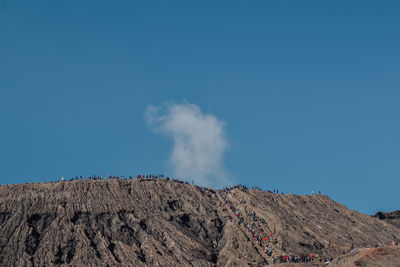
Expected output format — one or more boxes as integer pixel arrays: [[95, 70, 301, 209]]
[[0, 179, 399, 266]]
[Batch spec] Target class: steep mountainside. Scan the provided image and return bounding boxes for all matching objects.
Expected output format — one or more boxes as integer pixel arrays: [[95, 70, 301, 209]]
[[0, 179, 399, 266]]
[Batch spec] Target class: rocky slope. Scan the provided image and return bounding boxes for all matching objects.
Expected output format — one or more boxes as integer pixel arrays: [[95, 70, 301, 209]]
[[327, 246, 400, 267], [0, 178, 399, 266], [373, 210, 400, 229]]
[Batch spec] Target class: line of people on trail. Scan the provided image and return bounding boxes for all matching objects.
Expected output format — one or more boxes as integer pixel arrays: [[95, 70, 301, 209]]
[[136, 174, 164, 179], [222, 185, 324, 197], [218, 190, 317, 264], [67, 175, 137, 181], [221, 185, 248, 191], [222, 185, 277, 192], [221, 185, 287, 195], [219, 191, 276, 257], [63, 174, 167, 181], [6, 173, 198, 186], [274, 253, 315, 264], [67, 174, 190, 183], [137, 175, 196, 187]]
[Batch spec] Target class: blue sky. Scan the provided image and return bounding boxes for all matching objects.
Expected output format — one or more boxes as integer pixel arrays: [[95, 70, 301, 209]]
[[1, 1, 399, 214]]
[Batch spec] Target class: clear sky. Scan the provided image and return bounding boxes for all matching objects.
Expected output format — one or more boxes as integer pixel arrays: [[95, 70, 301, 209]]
[[1, 1, 399, 214]]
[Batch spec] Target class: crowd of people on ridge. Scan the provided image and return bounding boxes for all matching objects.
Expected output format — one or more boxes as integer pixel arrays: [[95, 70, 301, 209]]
[[64, 173, 167, 181], [1, 175, 323, 198], [0, 174, 398, 262]]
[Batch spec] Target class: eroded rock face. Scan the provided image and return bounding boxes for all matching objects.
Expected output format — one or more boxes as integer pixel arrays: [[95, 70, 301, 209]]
[[0, 179, 399, 266]]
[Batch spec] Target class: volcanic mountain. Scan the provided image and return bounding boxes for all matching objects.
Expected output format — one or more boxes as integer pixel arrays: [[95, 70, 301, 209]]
[[0, 178, 399, 266]]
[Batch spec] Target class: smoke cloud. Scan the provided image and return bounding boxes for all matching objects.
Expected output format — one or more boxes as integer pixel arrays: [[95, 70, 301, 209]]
[[146, 102, 233, 187]]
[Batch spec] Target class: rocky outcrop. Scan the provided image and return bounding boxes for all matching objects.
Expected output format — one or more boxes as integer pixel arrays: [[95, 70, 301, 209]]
[[0, 179, 399, 266], [373, 210, 400, 229]]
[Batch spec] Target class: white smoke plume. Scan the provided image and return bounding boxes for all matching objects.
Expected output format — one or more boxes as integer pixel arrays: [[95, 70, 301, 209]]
[[146, 102, 233, 187]]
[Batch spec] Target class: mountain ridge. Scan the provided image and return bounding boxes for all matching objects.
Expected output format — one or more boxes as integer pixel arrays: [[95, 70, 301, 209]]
[[0, 178, 399, 266]]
